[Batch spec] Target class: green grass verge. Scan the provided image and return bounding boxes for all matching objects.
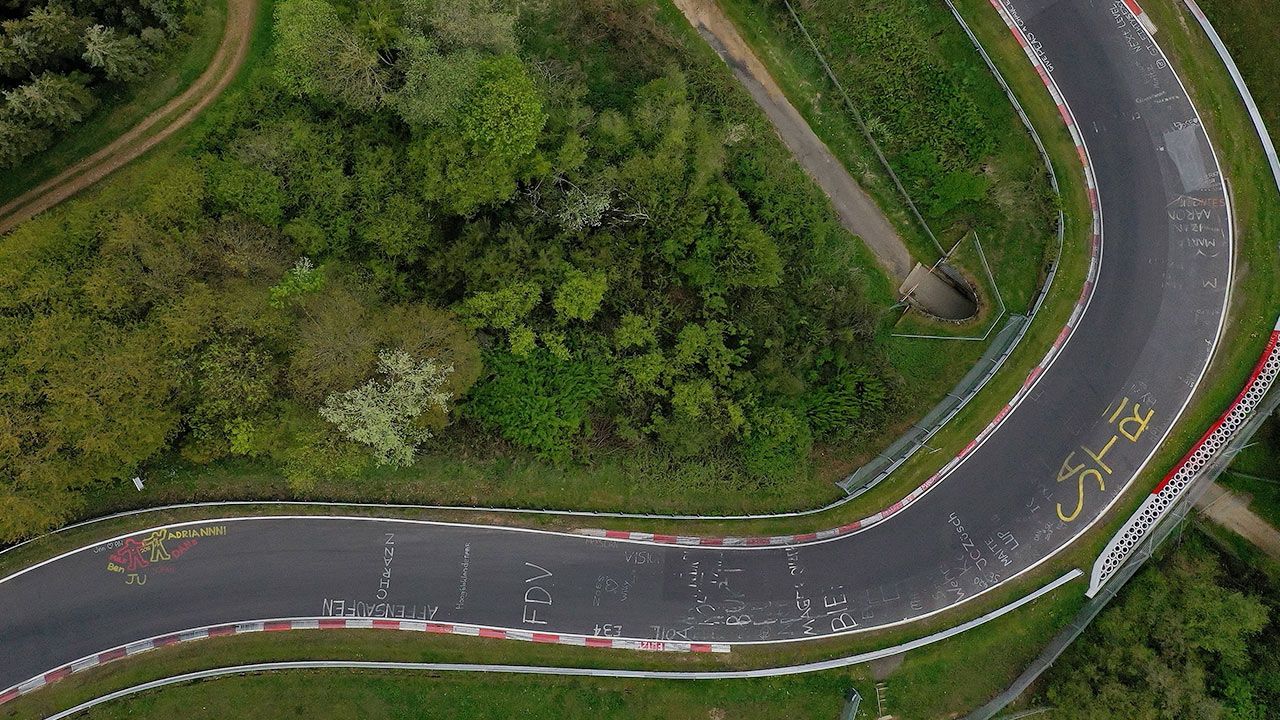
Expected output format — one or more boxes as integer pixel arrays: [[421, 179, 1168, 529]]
[[0, 0, 229, 207]]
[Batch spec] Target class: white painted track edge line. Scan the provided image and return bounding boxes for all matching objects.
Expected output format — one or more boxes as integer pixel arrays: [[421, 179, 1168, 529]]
[[0, 512, 1087, 644], [34, 570, 1083, 719], [1059, 0, 1235, 571]]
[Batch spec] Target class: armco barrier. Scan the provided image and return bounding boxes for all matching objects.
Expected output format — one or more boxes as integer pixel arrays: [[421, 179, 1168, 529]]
[[971, 0, 1280, 710], [1183, 0, 1280, 194], [0, 616, 730, 707]]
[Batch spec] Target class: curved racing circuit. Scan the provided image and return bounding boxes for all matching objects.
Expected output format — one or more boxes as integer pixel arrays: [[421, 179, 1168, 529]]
[[0, 0, 1242, 699]]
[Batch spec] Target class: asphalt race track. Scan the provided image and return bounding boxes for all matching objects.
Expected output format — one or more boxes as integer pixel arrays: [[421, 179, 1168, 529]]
[[0, 0, 1235, 691]]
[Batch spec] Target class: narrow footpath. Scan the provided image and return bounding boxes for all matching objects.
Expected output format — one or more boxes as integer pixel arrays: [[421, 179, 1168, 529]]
[[671, 0, 975, 319]]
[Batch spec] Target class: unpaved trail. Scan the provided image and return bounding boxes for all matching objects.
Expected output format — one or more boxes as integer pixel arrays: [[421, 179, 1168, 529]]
[[672, 0, 913, 279], [1197, 482, 1280, 561], [671, 0, 974, 319], [0, 0, 259, 236]]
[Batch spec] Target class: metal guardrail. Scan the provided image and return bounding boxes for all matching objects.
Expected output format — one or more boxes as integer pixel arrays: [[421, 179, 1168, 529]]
[[33, 571, 1083, 719], [966, 1, 1280, 709], [1181, 0, 1280, 195]]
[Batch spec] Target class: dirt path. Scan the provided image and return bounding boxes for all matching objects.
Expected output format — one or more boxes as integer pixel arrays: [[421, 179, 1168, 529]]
[[1196, 482, 1280, 561], [0, 0, 259, 236], [671, 0, 974, 319], [673, 0, 913, 279]]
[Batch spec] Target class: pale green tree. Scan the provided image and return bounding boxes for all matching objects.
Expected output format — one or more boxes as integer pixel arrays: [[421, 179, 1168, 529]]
[[273, 0, 389, 110], [319, 349, 453, 466], [552, 268, 607, 322]]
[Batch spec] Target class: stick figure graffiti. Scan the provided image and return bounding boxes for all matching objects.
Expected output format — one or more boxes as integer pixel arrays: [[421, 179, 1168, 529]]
[[103, 525, 228, 586]]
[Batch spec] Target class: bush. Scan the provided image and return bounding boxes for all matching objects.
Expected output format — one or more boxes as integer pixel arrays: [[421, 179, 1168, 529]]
[[740, 406, 812, 479], [466, 350, 608, 459]]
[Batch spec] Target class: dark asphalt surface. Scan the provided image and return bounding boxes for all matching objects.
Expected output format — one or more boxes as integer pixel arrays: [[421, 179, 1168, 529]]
[[0, 0, 1233, 689]]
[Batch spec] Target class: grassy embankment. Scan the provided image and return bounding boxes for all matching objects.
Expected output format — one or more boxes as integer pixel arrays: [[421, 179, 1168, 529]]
[[1191, 0, 1280, 532], [0, 0, 229, 206]]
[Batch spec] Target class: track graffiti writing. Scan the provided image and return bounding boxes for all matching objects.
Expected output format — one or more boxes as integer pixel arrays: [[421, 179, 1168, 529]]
[[455, 543, 471, 610], [321, 598, 438, 620], [376, 533, 394, 600], [521, 562, 553, 625], [103, 525, 226, 586], [944, 513, 1006, 597], [1002, 2, 1054, 71], [1055, 397, 1155, 522]]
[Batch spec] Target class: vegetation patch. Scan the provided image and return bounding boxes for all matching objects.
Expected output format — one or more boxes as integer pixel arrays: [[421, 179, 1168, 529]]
[[1036, 530, 1279, 719], [0, 0, 1062, 541]]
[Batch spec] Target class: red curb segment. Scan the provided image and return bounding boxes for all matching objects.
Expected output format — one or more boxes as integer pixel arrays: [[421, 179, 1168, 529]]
[[0, 616, 733, 707], [1153, 330, 1280, 494]]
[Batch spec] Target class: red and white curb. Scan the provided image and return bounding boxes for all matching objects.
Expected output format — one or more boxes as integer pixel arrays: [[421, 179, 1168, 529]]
[[1123, 0, 1159, 34], [0, 617, 729, 707], [1088, 317, 1280, 596], [580, 0, 1105, 550]]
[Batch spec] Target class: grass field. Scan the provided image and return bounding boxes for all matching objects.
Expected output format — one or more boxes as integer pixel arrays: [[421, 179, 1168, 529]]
[[0, 0, 229, 207], [1188, 0, 1280, 531]]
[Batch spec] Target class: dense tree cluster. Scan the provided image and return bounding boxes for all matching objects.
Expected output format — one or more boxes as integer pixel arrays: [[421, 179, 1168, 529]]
[[0, 0, 898, 541], [0, 0, 192, 167], [1046, 537, 1279, 719]]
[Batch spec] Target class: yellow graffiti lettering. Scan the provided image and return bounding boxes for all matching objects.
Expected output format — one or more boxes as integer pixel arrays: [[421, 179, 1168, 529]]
[[1057, 468, 1105, 522]]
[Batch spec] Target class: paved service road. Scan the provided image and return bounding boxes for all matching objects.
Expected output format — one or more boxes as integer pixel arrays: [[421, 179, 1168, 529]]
[[0, 0, 1233, 690]]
